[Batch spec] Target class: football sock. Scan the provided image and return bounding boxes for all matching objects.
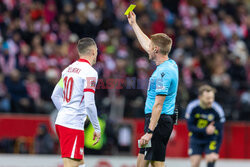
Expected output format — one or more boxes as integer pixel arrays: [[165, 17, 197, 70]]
[[207, 162, 215, 167]]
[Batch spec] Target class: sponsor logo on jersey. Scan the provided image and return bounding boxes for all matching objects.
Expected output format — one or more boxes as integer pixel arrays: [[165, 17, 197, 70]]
[[208, 114, 214, 121]]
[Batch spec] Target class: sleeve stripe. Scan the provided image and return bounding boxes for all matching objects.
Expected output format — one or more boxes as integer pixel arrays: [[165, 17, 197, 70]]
[[84, 88, 95, 93], [79, 95, 84, 105], [212, 102, 225, 123], [185, 99, 200, 119]]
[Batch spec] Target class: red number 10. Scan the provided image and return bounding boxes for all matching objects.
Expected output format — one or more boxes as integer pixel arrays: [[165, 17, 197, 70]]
[[63, 76, 74, 103]]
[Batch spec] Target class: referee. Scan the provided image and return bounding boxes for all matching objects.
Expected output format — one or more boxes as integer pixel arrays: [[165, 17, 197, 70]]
[[127, 12, 179, 167], [185, 85, 225, 167]]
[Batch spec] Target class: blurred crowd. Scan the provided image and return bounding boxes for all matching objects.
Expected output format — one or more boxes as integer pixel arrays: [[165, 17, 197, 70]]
[[0, 0, 250, 121], [0, 124, 57, 154]]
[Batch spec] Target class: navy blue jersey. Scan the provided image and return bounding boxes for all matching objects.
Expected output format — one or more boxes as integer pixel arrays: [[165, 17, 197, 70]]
[[185, 99, 225, 147]]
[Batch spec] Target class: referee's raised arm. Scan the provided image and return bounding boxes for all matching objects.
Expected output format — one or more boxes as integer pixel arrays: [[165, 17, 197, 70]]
[[127, 11, 151, 54]]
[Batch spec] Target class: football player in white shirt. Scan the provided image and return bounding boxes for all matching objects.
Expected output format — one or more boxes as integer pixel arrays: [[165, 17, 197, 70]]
[[51, 38, 101, 167]]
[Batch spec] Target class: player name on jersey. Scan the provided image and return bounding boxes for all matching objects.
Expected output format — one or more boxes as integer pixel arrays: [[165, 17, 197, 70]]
[[68, 67, 81, 74]]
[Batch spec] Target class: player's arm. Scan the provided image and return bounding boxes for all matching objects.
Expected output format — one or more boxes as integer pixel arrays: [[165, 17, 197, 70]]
[[84, 73, 101, 145], [214, 104, 225, 152], [51, 78, 64, 110], [127, 11, 151, 54], [185, 101, 207, 135], [84, 92, 101, 145], [84, 91, 101, 133], [187, 115, 207, 135], [214, 122, 223, 152]]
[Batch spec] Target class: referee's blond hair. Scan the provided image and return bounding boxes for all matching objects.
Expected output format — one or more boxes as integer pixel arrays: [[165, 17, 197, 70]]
[[151, 33, 172, 55]]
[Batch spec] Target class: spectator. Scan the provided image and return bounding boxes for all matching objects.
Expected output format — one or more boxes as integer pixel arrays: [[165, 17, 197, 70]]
[[34, 124, 54, 154], [0, 73, 10, 112], [0, 0, 249, 121], [240, 88, 250, 120], [228, 56, 247, 90], [0, 42, 16, 75], [17, 42, 31, 72], [5, 69, 32, 113], [25, 74, 42, 113]]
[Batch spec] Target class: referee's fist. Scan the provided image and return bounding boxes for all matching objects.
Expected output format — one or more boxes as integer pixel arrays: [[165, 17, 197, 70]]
[[206, 121, 215, 135]]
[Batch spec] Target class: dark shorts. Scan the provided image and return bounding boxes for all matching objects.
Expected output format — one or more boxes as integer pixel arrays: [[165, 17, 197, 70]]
[[188, 139, 219, 156], [139, 114, 174, 161]]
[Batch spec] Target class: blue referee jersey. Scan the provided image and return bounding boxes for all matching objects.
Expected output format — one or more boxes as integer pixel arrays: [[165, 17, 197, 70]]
[[145, 59, 179, 115]]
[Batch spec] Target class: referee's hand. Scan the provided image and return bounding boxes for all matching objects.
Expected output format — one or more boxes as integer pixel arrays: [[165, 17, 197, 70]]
[[127, 11, 136, 26], [93, 131, 101, 145], [140, 133, 153, 146]]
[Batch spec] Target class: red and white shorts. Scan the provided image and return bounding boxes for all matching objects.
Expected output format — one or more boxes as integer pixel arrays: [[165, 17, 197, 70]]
[[55, 124, 84, 159]]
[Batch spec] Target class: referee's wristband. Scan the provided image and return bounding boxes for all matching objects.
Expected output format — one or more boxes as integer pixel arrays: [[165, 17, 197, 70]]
[[147, 128, 154, 134]]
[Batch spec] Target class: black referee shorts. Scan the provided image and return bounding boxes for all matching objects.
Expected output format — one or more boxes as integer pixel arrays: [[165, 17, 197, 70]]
[[139, 113, 174, 161]]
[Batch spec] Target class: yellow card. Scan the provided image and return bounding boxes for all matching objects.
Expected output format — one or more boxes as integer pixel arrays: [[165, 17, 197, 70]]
[[124, 4, 136, 15]]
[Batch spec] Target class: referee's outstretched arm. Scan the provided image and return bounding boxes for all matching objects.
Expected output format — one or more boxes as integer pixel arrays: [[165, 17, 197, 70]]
[[127, 11, 151, 55]]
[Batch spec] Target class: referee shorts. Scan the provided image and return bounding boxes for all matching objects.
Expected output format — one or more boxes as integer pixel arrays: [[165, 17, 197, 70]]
[[139, 114, 174, 161]]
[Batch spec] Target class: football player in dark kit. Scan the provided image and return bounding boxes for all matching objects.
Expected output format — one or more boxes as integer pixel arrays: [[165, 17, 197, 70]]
[[185, 85, 225, 167]]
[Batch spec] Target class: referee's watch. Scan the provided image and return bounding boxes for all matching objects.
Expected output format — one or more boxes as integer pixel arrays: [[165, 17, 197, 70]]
[[147, 128, 154, 134]]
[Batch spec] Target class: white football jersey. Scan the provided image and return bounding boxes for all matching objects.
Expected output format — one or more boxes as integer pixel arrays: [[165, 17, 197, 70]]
[[55, 59, 98, 130]]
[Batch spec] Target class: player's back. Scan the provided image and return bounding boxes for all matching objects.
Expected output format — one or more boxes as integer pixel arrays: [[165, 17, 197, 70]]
[[55, 59, 98, 130]]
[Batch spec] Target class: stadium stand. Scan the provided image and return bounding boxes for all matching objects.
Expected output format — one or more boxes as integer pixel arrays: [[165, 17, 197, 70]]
[[0, 0, 249, 156]]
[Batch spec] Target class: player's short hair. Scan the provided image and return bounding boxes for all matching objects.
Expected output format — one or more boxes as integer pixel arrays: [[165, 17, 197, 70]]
[[77, 37, 96, 54], [198, 85, 217, 96], [151, 33, 172, 55]]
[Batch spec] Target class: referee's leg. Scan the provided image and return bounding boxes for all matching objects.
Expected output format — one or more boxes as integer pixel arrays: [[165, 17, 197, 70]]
[[137, 153, 165, 167], [137, 153, 150, 167], [150, 161, 165, 167]]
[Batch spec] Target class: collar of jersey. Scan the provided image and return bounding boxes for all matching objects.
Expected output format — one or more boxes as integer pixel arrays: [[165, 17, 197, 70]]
[[78, 58, 91, 65], [158, 58, 171, 67]]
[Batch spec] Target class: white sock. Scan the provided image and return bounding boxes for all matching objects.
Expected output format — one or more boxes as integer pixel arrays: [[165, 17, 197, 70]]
[[79, 164, 86, 167]]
